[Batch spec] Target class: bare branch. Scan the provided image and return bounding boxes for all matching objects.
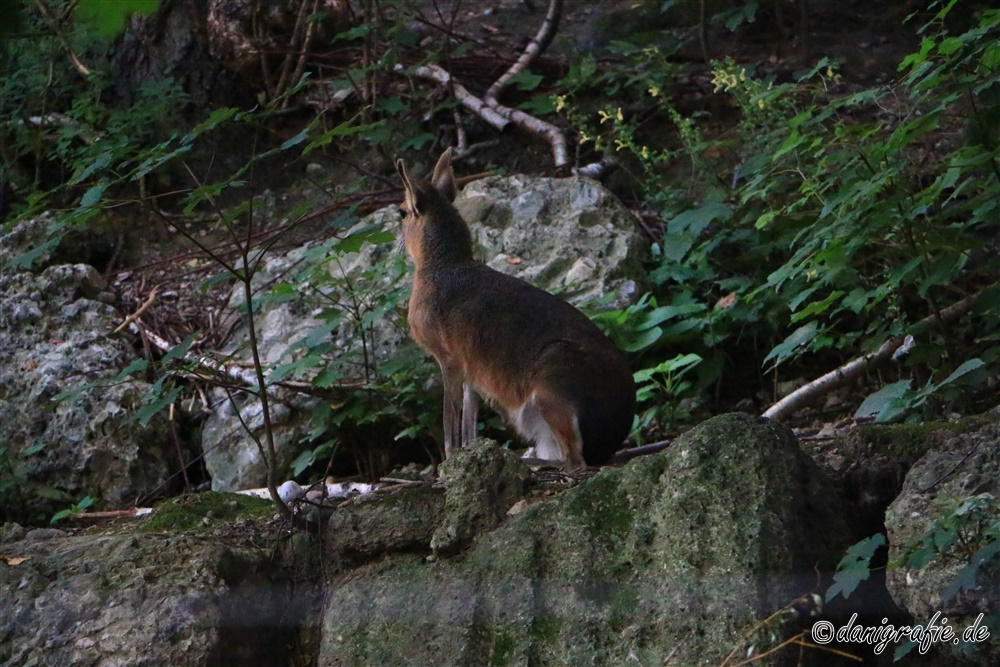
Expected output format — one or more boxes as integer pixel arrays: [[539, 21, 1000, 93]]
[[34, 0, 91, 77], [411, 64, 509, 130], [762, 291, 985, 422], [113, 289, 158, 334], [483, 0, 563, 104], [406, 0, 570, 168]]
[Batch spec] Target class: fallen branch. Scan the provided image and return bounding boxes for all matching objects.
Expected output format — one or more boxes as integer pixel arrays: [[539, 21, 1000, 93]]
[[410, 63, 509, 130], [483, 98, 569, 168], [131, 321, 277, 393], [113, 289, 158, 334], [406, 0, 569, 168], [762, 291, 985, 422], [483, 0, 563, 104], [70, 508, 154, 522], [410, 63, 569, 168], [237, 480, 378, 503], [573, 156, 617, 180], [613, 439, 671, 462], [127, 320, 366, 401]]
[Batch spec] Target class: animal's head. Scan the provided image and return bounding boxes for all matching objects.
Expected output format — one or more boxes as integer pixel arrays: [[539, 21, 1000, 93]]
[[395, 148, 472, 269]]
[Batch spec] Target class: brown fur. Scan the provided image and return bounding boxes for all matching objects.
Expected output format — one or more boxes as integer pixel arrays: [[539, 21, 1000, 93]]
[[396, 149, 635, 467]]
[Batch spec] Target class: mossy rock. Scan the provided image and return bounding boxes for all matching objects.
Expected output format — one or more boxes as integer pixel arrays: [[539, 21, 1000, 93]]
[[318, 413, 852, 667]]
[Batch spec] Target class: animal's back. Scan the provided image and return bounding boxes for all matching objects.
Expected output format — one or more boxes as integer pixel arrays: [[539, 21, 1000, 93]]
[[414, 261, 635, 464]]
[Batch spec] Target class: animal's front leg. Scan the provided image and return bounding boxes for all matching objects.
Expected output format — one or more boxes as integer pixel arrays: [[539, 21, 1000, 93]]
[[461, 382, 479, 447], [440, 362, 464, 458]]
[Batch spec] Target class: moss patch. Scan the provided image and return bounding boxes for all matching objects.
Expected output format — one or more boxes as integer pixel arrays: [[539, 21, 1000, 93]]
[[140, 492, 274, 533]]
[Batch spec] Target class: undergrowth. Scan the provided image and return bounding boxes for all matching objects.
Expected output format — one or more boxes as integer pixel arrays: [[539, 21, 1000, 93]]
[[1, 2, 999, 636]]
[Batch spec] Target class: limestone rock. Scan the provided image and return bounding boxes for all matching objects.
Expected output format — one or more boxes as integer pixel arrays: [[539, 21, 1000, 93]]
[[0, 508, 306, 667], [318, 413, 853, 666], [431, 438, 528, 556], [884, 417, 1000, 666], [0, 236, 174, 523], [457, 174, 644, 308]]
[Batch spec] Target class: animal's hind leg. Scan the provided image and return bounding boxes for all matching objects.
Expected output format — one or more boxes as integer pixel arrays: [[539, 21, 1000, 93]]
[[531, 390, 586, 469]]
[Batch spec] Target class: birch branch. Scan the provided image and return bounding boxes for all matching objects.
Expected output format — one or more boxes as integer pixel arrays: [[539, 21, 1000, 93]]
[[409, 63, 569, 168], [405, 0, 569, 168], [762, 291, 985, 422], [483, 0, 563, 104], [410, 64, 509, 130], [482, 97, 568, 168]]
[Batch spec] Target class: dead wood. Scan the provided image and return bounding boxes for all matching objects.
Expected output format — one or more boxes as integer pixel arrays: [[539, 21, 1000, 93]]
[[406, 0, 569, 168], [762, 291, 986, 422]]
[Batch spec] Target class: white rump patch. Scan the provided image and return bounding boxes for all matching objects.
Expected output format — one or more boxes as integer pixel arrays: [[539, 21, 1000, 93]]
[[510, 393, 580, 463]]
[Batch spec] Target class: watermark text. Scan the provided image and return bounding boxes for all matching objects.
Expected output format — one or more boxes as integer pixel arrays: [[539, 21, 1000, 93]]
[[811, 612, 990, 655]]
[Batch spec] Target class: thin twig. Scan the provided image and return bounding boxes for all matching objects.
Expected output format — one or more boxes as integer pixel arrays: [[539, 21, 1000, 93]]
[[34, 0, 90, 77], [113, 289, 158, 334]]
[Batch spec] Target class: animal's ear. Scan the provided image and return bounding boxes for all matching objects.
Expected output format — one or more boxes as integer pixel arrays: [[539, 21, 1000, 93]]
[[396, 158, 421, 216], [430, 147, 458, 203]]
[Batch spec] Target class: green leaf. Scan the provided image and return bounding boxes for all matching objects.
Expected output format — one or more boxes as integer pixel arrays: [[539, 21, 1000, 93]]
[[855, 380, 912, 422], [663, 200, 731, 262], [71, 150, 114, 185], [185, 108, 239, 143], [131, 385, 182, 427], [400, 133, 434, 151], [941, 540, 1000, 604], [291, 450, 316, 477], [937, 36, 965, 56], [80, 180, 108, 208], [162, 333, 198, 363], [36, 487, 72, 501], [508, 70, 544, 92], [826, 534, 886, 602], [24, 442, 48, 456], [280, 129, 309, 150], [313, 366, 345, 388], [763, 321, 818, 369], [621, 327, 663, 353], [304, 119, 381, 154], [332, 23, 371, 42], [934, 358, 985, 389], [112, 359, 149, 382]]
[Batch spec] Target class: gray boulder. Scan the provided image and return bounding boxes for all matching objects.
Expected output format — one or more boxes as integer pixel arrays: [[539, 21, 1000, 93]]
[[0, 224, 175, 522], [319, 414, 852, 666], [0, 495, 307, 667], [884, 416, 1000, 666]]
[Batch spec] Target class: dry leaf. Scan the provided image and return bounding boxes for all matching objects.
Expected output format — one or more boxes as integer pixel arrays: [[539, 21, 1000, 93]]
[[716, 292, 737, 309]]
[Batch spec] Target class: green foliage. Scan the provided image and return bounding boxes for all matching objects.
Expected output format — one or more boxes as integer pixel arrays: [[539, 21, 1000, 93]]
[[895, 493, 1000, 580], [557, 1, 1000, 425], [855, 358, 986, 422], [632, 353, 702, 438], [50, 494, 95, 524], [826, 533, 886, 602], [1, 6, 187, 230]]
